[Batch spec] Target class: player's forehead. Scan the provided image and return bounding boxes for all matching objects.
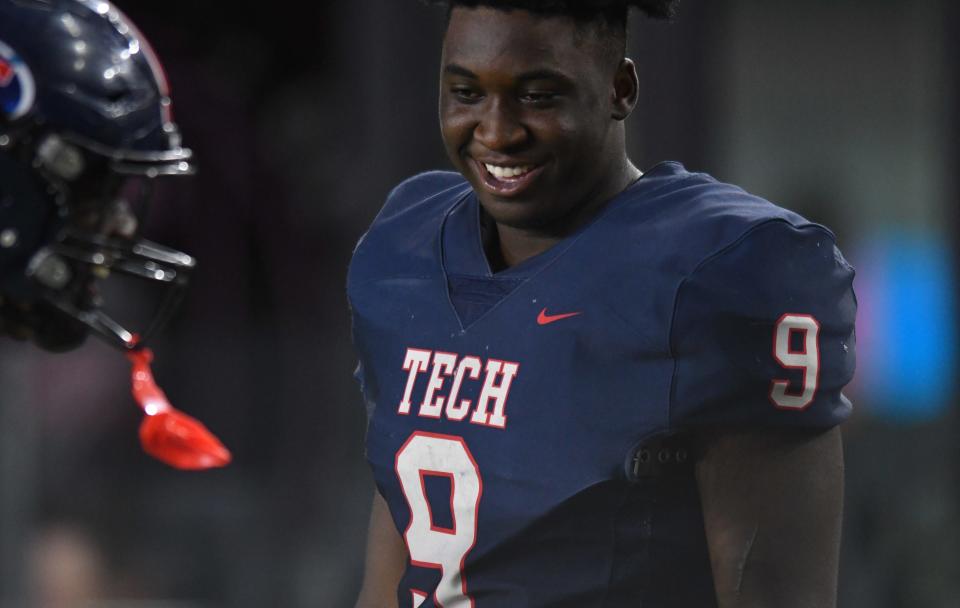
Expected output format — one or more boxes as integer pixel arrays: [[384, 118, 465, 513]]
[[442, 6, 598, 76]]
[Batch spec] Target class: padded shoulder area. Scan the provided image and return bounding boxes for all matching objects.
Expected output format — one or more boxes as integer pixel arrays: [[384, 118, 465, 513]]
[[348, 171, 470, 287], [604, 164, 824, 277]]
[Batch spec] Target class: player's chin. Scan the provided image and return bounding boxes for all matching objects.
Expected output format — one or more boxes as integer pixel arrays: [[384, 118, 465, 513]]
[[476, 194, 558, 230]]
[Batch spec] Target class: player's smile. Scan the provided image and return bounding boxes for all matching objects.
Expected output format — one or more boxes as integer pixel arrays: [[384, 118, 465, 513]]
[[471, 157, 546, 197]]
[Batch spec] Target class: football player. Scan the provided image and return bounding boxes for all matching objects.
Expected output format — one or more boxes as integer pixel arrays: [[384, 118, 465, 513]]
[[349, 1, 856, 607], [0, 0, 229, 469]]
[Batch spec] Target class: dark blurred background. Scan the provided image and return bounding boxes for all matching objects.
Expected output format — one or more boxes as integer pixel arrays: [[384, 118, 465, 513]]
[[1, 0, 958, 606]]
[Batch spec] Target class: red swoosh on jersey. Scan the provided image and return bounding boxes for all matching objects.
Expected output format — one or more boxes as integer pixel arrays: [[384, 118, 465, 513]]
[[537, 308, 582, 325]]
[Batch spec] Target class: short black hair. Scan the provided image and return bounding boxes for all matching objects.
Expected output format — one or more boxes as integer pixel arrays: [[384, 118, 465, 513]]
[[423, 1, 678, 67], [421, 0, 678, 27]]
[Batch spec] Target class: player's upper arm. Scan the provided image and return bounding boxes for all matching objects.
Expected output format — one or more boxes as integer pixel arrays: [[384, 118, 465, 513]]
[[670, 219, 856, 606], [354, 492, 407, 608], [695, 426, 844, 608]]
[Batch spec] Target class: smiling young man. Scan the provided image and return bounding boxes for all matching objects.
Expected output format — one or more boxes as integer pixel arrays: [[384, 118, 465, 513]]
[[348, 1, 857, 607]]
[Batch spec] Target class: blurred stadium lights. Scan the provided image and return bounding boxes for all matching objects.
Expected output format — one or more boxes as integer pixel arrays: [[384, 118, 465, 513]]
[[849, 233, 957, 422]]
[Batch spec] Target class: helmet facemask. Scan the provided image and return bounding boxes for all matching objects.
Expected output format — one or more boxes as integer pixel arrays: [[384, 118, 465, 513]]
[[0, 127, 196, 351]]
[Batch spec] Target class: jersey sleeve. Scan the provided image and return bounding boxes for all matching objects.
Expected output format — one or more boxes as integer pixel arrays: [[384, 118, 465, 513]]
[[670, 220, 857, 429]]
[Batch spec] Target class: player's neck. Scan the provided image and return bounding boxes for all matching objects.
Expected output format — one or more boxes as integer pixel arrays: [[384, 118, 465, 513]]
[[491, 160, 642, 270], [488, 225, 555, 271]]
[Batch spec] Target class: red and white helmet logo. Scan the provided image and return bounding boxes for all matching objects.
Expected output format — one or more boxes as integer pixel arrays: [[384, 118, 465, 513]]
[[0, 39, 36, 120]]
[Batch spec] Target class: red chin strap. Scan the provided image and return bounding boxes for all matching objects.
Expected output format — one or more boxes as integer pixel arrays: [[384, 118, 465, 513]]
[[126, 345, 231, 470]]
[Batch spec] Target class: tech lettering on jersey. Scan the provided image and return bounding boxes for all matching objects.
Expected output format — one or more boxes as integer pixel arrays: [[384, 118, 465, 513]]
[[398, 347, 520, 429]]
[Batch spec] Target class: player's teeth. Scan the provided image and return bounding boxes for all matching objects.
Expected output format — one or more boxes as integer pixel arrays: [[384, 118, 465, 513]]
[[484, 164, 532, 179]]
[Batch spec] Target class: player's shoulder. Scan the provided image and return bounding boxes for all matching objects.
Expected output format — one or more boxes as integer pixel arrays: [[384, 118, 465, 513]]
[[349, 171, 470, 287], [613, 161, 841, 272], [377, 170, 470, 224], [360, 170, 470, 240], [657, 164, 856, 429]]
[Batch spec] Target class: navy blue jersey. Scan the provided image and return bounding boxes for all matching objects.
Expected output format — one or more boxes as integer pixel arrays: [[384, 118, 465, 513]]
[[348, 162, 856, 607]]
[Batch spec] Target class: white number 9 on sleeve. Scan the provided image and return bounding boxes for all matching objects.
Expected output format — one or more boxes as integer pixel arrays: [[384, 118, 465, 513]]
[[769, 314, 820, 410]]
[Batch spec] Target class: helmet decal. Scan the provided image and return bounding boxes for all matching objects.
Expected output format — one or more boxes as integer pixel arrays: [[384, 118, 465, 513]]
[[0, 39, 36, 121]]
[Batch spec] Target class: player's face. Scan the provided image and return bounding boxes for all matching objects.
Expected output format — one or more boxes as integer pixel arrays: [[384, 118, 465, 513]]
[[440, 7, 628, 231]]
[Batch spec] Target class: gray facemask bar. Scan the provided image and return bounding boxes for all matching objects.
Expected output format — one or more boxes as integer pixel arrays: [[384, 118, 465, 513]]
[[31, 232, 195, 350]]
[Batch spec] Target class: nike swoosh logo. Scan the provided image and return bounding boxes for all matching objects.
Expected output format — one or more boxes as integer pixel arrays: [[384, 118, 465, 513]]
[[537, 308, 582, 325]]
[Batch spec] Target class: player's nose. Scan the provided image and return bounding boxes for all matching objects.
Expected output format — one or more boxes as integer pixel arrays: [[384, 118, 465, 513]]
[[473, 98, 527, 151]]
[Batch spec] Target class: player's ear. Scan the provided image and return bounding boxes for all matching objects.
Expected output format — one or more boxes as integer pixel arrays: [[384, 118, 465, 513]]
[[611, 58, 639, 121]]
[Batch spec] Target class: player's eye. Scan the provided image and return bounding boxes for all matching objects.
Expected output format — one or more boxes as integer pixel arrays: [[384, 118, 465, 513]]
[[450, 86, 483, 103], [519, 90, 558, 105]]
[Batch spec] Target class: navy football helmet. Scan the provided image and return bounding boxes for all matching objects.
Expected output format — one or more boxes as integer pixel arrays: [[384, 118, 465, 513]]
[[0, 0, 195, 351]]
